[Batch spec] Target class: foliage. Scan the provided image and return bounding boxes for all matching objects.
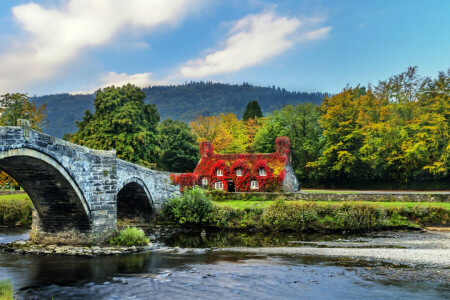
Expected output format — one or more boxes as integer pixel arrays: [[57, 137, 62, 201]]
[[261, 200, 318, 230], [109, 226, 149, 246], [170, 173, 199, 192], [0, 195, 32, 226], [254, 103, 324, 182], [190, 112, 265, 154], [161, 197, 449, 231], [33, 82, 325, 138], [0, 93, 48, 131], [243, 100, 263, 121], [158, 119, 199, 172], [71, 84, 160, 166], [0, 278, 14, 300], [0, 93, 49, 190], [161, 187, 213, 225], [0, 172, 19, 190], [309, 67, 450, 185]]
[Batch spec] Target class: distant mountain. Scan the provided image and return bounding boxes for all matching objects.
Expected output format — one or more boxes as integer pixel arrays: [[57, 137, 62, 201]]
[[33, 82, 327, 138]]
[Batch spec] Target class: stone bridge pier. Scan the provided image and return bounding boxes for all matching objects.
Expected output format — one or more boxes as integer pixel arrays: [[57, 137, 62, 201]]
[[0, 123, 179, 245]]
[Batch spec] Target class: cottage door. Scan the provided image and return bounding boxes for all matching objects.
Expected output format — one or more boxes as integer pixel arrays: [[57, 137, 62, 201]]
[[227, 180, 235, 192]]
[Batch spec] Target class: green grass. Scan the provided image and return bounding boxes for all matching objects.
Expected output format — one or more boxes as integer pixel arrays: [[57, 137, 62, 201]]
[[0, 193, 30, 201], [214, 200, 450, 210], [0, 279, 14, 300], [109, 226, 150, 246]]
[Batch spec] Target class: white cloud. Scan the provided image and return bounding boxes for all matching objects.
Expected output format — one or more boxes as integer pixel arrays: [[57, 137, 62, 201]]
[[0, 0, 205, 94], [178, 11, 330, 78], [70, 71, 170, 94]]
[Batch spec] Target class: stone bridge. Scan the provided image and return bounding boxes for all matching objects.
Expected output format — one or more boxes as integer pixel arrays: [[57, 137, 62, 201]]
[[0, 123, 179, 244]]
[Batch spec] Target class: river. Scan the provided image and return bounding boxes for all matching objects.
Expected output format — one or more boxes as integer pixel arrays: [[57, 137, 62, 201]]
[[1, 227, 448, 299]]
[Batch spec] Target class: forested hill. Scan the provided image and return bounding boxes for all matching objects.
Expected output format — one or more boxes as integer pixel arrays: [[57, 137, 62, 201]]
[[33, 82, 327, 138]]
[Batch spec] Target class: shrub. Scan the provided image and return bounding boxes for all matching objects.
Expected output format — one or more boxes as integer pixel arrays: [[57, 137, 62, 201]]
[[0, 278, 14, 300], [261, 200, 318, 230], [109, 226, 149, 246], [161, 187, 213, 225], [0, 197, 32, 226], [332, 203, 386, 230]]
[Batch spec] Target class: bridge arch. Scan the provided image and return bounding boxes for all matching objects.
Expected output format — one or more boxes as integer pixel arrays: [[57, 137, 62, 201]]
[[0, 148, 91, 240], [117, 177, 154, 223]]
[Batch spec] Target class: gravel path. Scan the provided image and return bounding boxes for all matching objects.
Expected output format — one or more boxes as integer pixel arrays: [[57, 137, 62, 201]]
[[216, 231, 450, 268]]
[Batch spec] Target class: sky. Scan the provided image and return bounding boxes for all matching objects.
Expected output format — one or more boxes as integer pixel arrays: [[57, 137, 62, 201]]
[[0, 0, 449, 95]]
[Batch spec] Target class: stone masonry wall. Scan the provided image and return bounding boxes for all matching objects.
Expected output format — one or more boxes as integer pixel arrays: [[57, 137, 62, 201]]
[[0, 126, 179, 244]]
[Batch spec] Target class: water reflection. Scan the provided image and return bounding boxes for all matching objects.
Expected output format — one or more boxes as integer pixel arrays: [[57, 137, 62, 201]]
[[161, 230, 359, 248], [0, 228, 449, 299]]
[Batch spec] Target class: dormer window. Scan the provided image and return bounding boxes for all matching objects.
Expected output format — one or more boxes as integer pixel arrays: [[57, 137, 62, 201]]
[[236, 168, 242, 177], [258, 168, 266, 176], [251, 181, 259, 189], [217, 169, 223, 176], [215, 181, 223, 190], [202, 178, 208, 186]]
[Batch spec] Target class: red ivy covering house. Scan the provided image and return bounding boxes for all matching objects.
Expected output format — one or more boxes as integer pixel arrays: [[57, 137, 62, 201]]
[[171, 136, 300, 192]]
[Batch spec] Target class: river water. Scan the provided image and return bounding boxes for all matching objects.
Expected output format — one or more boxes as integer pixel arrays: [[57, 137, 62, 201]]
[[0, 228, 448, 299]]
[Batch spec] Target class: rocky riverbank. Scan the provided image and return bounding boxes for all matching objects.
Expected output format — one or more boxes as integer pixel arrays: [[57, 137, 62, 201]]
[[0, 241, 156, 256], [215, 230, 450, 268]]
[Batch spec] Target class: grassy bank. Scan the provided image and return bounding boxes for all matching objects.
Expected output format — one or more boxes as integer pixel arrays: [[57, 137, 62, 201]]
[[0, 279, 14, 300], [161, 188, 449, 232], [0, 194, 32, 227]]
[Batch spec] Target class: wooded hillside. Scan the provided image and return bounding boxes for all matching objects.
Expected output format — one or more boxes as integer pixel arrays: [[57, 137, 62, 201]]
[[33, 82, 326, 138]]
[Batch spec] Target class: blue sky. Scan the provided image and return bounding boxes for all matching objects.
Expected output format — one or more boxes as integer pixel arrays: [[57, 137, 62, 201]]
[[0, 0, 449, 95]]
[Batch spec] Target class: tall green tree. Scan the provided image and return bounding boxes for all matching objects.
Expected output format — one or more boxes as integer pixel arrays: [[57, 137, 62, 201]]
[[71, 84, 160, 167], [307, 87, 367, 181], [253, 103, 323, 181], [158, 119, 199, 172], [242, 100, 263, 121]]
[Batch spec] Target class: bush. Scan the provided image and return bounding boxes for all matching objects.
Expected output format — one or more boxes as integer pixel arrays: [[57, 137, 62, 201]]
[[331, 203, 386, 230], [0, 278, 14, 300], [261, 200, 318, 230], [0, 197, 32, 226], [161, 187, 213, 225], [109, 227, 150, 246]]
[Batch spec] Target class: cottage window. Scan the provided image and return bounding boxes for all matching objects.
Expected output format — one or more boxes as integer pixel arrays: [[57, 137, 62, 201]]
[[202, 178, 208, 186], [236, 168, 242, 177], [215, 181, 223, 190], [259, 168, 266, 176], [250, 181, 259, 189], [217, 169, 223, 176]]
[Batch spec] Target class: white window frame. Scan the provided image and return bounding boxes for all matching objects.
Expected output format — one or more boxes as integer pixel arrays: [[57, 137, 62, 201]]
[[202, 178, 208, 186], [250, 181, 259, 190], [217, 169, 223, 177], [259, 168, 266, 176], [215, 181, 223, 190], [236, 168, 242, 177]]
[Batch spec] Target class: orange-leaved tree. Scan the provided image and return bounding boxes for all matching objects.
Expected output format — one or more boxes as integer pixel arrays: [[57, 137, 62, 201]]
[[0, 93, 48, 189]]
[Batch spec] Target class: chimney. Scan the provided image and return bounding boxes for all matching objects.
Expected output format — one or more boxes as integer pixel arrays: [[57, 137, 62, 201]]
[[199, 141, 214, 158], [275, 136, 290, 157]]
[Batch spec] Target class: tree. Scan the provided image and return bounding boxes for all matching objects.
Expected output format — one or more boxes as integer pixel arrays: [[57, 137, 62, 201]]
[[242, 100, 263, 121], [71, 84, 160, 167], [253, 103, 323, 181], [307, 87, 367, 181], [189, 114, 233, 153], [0, 93, 48, 131], [190, 113, 262, 154], [0, 93, 48, 189], [158, 119, 199, 172]]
